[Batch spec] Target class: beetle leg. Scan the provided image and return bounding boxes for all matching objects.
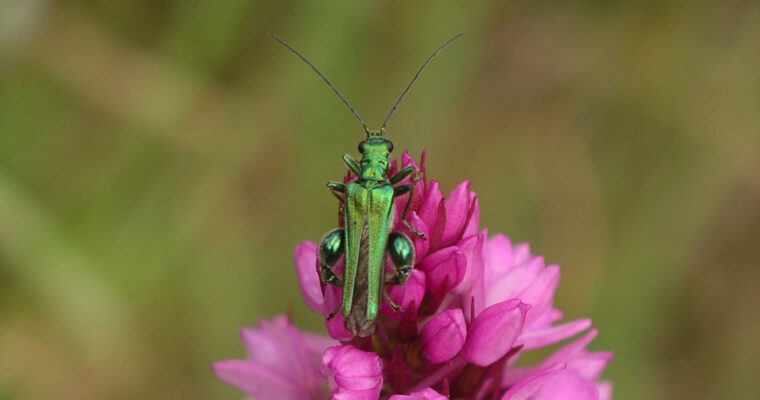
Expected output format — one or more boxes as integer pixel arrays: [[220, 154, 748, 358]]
[[394, 184, 426, 239], [319, 228, 345, 287], [327, 182, 347, 218], [326, 304, 341, 320], [384, 292, 403, 313], [385, 232, 415, 286], [342, 154, 361, 176], [327, 181, 347, 202], [389, 166, 416, 185]]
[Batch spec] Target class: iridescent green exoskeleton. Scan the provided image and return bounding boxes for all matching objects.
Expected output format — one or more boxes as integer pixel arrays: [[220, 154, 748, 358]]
[[270, 32, 464, 336]]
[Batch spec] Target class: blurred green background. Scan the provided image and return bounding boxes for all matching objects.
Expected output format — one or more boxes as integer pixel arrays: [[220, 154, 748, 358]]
[[1, 1, 759, 399]]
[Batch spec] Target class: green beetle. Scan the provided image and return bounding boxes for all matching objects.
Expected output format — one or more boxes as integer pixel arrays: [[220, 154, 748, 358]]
[[270, 33, 463, 336]]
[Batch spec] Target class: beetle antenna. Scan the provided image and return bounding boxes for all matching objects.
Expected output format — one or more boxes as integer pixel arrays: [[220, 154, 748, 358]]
[[268, 33, 370, 135], [381, 32, 465, 135]]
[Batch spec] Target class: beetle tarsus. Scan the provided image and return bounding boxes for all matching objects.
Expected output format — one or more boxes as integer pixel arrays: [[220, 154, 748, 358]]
[[326, 305, 341, 321], [384, 292, 404, 313], [404, 220, 427, 239]]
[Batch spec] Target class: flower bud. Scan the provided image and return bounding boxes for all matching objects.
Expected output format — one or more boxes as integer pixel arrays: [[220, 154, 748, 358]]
[[461, 299, 529, 366], [418, 246, 466, 295], [321, 345, 383, 400], [421, 308, 467, 363], [441, 181, 472, 247], [418, 180, 444, 233]]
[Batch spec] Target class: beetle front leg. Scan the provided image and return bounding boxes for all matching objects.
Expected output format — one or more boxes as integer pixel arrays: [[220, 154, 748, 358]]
[[385, 232, 415, 286], [384, 292, 402, 312], [319, 228, 345, 287], [326, 304, 341, 320], [327, 182, 347, 202], [390, 165, 423, 185], [327, 182, 347, 217], [394, 184, 426, 239], [390, 166, 415, 185]]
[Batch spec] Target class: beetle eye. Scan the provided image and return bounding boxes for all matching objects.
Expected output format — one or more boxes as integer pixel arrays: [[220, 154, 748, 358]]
[[358, 141, 366, 153], [385, 140, 394, 152]]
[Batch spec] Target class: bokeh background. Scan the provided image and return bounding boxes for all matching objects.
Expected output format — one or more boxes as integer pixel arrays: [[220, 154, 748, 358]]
[[1, 1, 759, 399]]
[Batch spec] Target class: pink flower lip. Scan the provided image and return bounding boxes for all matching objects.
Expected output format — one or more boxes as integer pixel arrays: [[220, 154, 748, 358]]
[[322, 345, 383, 400], [500, 363, 599, 400], [389, 387, 448, 400], [461, 298, 530, 367], [517, 318, 592, 350], [212, 316, 335, 400], [421, 308, 467, 364], [541, 329, 614, 383]]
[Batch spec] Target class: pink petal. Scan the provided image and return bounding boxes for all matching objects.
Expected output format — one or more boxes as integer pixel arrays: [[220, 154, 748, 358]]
[[401, 150, 426, 208], [517, 318, 592, 350], [418, 246, 467, 294], [213, 316, 333, 400], [400, 149, 419, 171], [401, 150, 417, 169], [568, 352, 614, 382], [485, 257, 560, 325], [527, 306, 564, 330], [213, 360, 305, 400], [322, 345, 383, 400], [239, 316, 325, 385], [240, 326, 300, 377], [461, 194, 480, 238], [461, 299, 529, 366], [485, 234, 515, 283], [501, 364, 599, 400], [485, 256, 544, 305], [441, 181, 471, 247], [541, 329, 598, 367], [457, 233, 486, 320], [421, 308, 467, 363], [390, 387, 448, 400], [418, 180, 444, 234], [534, 329, 613, 382], [302, 330, 340, 357], [597, 381, 612, 400], [294, 241, 323, 312], [505, 345, 613, 391], [513, 242, 532, 264], [519, 264, 560, 324]]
